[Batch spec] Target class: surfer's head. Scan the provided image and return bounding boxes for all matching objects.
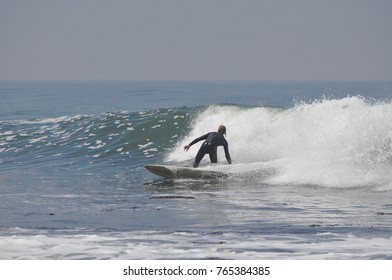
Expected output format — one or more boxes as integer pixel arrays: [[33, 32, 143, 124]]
[[218, 125, 226, 135]]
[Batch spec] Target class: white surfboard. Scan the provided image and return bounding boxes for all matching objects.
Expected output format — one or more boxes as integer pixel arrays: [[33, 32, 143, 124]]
[[145, 164, 228, 179]]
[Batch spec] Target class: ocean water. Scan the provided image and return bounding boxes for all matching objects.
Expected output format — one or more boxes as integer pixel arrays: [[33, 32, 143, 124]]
[[1, 80, 392, 260]]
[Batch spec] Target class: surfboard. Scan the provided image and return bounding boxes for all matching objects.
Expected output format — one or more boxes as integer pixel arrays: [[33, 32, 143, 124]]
[[145, 164, 228, 179]]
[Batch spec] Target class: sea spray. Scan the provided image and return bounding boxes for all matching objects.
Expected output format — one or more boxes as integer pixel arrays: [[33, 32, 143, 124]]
[[166, 96, 392, 188]]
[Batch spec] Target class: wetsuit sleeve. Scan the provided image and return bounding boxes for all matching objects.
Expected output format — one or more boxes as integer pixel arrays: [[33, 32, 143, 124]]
[[188, 133, 209, 146], [223, 142, 232, 164]]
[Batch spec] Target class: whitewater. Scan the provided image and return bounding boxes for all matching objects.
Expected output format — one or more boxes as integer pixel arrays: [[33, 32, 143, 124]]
[[168, 97, 392, 189], [1, 81, 392, 259]]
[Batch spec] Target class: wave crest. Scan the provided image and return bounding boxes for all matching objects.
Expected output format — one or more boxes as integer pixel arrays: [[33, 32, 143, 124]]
[[167, 96, 392, 188]]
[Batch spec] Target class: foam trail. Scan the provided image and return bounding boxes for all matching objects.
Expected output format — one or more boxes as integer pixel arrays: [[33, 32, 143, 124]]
[[166, 96, 392, 188]]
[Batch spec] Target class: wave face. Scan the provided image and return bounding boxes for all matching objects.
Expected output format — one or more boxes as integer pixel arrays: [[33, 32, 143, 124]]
[[167, 96, 392, 188], [0, 108, 191, 173]]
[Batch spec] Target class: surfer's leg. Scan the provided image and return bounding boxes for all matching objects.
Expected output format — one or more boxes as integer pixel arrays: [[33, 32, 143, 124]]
[[193, 148, 206, 168], [209, 151, 218, 163]]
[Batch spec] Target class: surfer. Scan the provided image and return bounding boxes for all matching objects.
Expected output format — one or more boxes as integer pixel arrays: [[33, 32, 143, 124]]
[[184, 125, 232, 168]]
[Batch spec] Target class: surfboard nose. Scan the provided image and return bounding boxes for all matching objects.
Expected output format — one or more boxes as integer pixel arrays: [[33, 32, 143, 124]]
[[145, 164, 228, 179]]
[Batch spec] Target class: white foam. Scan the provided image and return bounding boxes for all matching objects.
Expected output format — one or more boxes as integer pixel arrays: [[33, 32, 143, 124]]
[[1, 229, 391, 259], [17, 115, 85, 125], [166, 97, 392, 188]]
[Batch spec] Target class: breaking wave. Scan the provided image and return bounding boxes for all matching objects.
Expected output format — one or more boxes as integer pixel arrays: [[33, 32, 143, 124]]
[[167, 96, 392, 189], [2, 95, 391, 188]]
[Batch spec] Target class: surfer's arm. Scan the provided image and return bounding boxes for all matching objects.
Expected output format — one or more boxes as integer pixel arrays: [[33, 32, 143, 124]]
[[224, 143, 232, 164], [184, 133, 209, 151]]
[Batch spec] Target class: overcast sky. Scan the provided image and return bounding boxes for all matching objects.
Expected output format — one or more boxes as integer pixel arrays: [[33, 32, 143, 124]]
[[1, 0, 391, 81]]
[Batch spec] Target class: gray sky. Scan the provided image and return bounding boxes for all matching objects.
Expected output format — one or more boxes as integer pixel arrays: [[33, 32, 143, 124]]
[[1, 0, 391, 81]]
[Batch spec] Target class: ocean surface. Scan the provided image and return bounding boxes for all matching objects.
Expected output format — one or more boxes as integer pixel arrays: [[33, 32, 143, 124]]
[[1, 80, 392, 259]]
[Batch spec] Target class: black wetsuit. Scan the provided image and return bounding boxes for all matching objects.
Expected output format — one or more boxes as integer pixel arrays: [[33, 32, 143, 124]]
[[188, 132, 232, 168]]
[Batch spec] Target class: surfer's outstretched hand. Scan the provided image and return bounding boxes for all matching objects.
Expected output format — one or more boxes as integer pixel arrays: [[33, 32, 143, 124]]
[[184, 144, 190, 152]]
